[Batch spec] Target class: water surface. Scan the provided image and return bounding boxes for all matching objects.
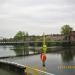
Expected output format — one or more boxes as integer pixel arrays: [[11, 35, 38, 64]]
[[0, 45, 75, 75]]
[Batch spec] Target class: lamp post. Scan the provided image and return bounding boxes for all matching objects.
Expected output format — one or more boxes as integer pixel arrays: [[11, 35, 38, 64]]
[[40, 32, 47, 67]]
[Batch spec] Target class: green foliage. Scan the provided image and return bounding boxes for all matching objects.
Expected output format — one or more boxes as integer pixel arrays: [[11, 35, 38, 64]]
[[14, 31, 28, 41], [61, 25, 73, 35], [61, 25, 73, 40]]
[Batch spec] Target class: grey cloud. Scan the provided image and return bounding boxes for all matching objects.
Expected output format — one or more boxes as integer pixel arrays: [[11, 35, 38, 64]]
[[0, 0, 75, 37]]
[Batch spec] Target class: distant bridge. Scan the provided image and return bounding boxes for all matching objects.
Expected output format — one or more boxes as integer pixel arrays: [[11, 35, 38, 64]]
[[0, 41, 69, 45]]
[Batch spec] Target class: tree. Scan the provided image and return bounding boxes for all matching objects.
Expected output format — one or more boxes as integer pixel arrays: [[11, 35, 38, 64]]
[[25, 32, 29, 36], [14, 31, 28, 41], [61, 25, 73, 41]]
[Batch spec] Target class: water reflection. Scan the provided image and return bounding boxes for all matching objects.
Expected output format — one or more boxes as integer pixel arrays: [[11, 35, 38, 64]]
[[0, 69, 19, 75], [0, 45, 41, 57], [12, 45, 29, 56], [1, 46, 75, 75], [12, 45, 41, 56], [0, 45, 75, 63], [61, 47, 75, 62]]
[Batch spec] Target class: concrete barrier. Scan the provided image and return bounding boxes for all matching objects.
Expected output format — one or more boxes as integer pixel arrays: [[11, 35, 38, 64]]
[[0, 60, 26, 75]]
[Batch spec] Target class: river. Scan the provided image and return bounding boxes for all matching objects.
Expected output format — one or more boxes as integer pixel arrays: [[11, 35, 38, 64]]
[[0, 45, 75, 75]]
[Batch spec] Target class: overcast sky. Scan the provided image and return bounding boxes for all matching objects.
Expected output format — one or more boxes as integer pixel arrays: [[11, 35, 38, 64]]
[[0, 0, 75, 38]]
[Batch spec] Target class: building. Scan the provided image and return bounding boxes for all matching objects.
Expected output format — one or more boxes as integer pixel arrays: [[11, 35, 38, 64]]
[[46, 34, 64, 41], [70, 31, 75, 42]]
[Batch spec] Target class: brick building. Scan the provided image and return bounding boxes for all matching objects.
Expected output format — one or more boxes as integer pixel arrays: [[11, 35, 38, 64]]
[[70, 31, 75, 42]]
